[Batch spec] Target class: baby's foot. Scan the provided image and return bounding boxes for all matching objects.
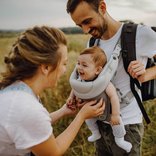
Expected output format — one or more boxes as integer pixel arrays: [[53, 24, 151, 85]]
[[88, 131, 101, 142], [115, 137, 132, 153]]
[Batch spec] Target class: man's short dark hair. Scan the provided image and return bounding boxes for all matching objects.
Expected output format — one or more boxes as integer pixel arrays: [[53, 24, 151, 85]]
[[66, 0, 102, 14]]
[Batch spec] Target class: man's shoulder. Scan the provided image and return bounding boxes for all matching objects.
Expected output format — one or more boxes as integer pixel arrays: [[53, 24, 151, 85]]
[[137, 24, 156, 36]]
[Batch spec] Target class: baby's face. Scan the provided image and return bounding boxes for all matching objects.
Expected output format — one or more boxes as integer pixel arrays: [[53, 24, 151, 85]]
[[77, 54, 100, 81]]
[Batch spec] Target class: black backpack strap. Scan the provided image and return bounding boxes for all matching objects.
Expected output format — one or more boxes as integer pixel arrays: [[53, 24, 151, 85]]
[[141, 57, 156, 101], [151, 26, 156, 32], [121, 23, 141, 89], [121, 23, 151, 124], [121, 23, 137, 70], [89, 37, 100, 47], [89, 37, 96, 47], [130, 77, 150, 124]]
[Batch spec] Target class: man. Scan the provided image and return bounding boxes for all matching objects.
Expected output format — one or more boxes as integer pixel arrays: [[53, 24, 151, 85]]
[[66, 0, 156, 156]]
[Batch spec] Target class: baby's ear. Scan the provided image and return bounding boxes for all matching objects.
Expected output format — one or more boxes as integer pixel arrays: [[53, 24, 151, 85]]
[[95, 66, 103, 75]]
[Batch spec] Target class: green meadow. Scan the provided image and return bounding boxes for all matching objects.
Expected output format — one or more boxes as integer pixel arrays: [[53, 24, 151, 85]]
[[0, 32, 156, 156]]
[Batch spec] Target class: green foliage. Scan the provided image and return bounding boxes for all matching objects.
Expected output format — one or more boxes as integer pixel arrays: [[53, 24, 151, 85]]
[[0, 30, 20, 38], [0, 33, 156, 156], [142, 99, 156, 156], [0, 37, 17, 74], [67, 34, 90, 53], [61, 27, 83, 34]]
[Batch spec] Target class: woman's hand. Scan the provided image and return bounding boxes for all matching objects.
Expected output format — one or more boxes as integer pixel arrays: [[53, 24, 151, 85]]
[[61, 103, 77, 116], [50, 103, 77, 124], [128, 60, 146, 79], [78, 98, 105, 120]]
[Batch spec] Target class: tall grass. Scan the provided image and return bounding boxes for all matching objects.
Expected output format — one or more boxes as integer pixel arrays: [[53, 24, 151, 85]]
[[0, 33, 156, 156]]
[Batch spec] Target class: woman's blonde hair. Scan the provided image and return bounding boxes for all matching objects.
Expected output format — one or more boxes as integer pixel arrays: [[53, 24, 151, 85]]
[[0, 26, 67, 89]]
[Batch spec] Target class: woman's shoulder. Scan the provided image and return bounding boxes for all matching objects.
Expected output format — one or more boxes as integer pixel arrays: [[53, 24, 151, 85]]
[[1, 88, 37, 104], [12, 91, 47, 114], [1, 90, 53, 150], [1, 88, 46, 117]]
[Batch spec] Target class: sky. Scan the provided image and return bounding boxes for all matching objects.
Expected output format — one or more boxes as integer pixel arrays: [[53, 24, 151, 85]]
[[0, 0, 156, 30]]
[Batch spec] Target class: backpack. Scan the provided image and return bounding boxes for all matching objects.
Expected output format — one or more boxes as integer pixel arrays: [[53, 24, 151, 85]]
[[89, 23, 156, 124], [121, 23, 156, 124]]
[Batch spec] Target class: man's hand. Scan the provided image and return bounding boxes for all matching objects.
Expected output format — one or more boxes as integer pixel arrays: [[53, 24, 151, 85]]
[[128, 60, 146, 79]]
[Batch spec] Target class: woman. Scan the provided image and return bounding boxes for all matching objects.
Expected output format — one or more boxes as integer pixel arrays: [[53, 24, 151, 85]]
[[0, 26, 104, 156]]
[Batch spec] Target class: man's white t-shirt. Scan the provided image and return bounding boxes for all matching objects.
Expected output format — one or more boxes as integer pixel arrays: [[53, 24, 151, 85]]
[[0, 81, 53, 156], [93, 24, 156, 125]]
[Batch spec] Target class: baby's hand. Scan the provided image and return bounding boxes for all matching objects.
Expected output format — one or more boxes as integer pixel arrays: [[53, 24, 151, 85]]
[[66, 95, 77, 111], [66, 96, 73, 105], [110, 114, 120, 125]]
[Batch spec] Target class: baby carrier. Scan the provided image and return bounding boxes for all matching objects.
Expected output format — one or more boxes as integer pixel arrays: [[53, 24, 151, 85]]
[[70, 42, 121, 121]]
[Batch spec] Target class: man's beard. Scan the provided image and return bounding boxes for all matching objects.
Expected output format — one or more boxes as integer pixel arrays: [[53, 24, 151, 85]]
[[98, 13, 107, 39], [89, 20, 107, 39]]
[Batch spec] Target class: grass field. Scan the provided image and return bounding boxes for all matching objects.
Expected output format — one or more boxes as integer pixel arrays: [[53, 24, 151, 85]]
[[0, 33, 156, 156]]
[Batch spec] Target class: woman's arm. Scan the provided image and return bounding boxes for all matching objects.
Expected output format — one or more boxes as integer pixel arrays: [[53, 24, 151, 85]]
[[30, 99, 104, 156], [105, 82, 120, 125], [50, 89, 78, 124], [50, 104, 76, 124], [30, 112, 84, 156]]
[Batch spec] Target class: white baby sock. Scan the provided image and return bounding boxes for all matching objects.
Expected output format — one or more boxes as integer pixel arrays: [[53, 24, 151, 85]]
[[115, 137, 132, 153], [88, 131, 101, 142]]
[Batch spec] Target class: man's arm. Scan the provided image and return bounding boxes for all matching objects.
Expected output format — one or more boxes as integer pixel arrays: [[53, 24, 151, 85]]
[[138, 65, 156, 83], [128, 55, 156, 83], [138, 55, 156, 83]]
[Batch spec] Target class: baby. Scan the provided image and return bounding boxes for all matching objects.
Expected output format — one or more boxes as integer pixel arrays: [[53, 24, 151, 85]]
[[67, 46, 132, 153]]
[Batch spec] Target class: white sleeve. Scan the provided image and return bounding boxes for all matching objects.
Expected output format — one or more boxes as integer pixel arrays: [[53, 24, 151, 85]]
[[136, 25, 156, 58], [6, 93, 53, 150]]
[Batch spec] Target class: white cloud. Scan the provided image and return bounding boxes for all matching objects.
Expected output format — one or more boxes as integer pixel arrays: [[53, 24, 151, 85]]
[[0, 0, 156, 29], [106, 0, 156, 26]]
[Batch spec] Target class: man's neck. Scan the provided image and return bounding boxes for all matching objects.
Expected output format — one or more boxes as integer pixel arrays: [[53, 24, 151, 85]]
[[101, 21, 122, 40]]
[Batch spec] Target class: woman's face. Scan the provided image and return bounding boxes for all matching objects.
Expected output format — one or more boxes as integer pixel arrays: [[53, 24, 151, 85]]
[[47, 44, 68, 88]]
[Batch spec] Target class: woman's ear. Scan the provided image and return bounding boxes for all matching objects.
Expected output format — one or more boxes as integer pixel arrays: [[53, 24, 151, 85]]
[[95, 66, 103, 75], [40, 64, 51, 76]]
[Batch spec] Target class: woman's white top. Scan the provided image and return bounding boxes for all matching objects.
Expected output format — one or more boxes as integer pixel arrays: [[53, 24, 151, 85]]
[[0, 81, 52, 156]]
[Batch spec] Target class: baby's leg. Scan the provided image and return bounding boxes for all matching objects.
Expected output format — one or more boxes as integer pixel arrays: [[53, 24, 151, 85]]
[[85, 118, 101, 142], [112, 117, 132, 153]]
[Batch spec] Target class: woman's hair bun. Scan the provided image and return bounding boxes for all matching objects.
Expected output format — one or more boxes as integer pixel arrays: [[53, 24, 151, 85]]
[[4, 56, 11, 64]]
